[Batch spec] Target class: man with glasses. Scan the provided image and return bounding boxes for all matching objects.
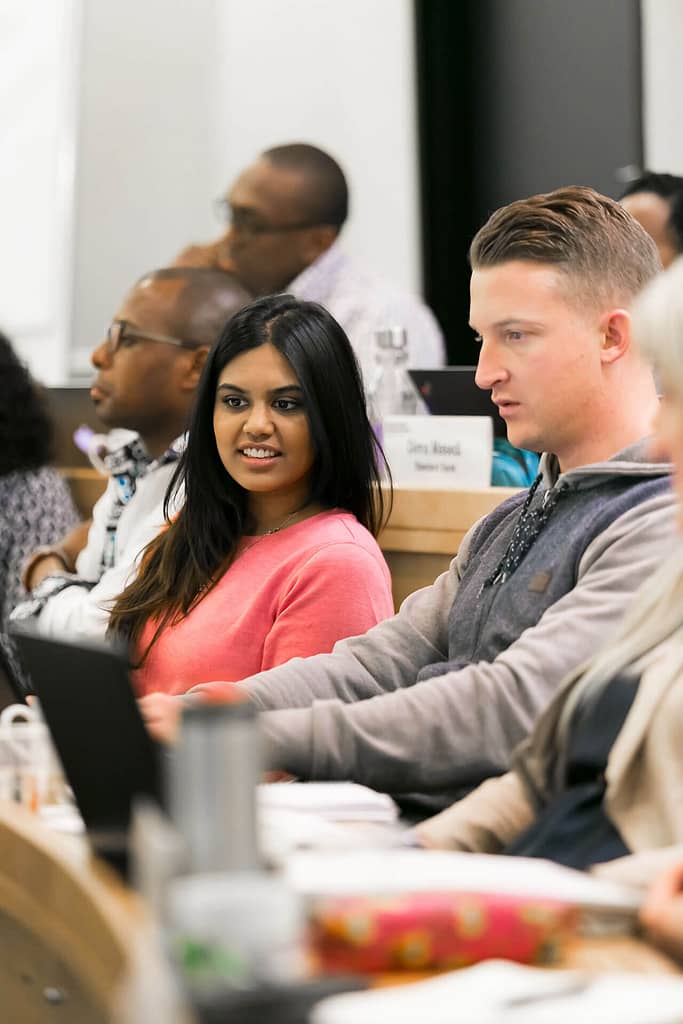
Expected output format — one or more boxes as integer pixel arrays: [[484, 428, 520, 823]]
[[15, 267, 250, 641], [175, 142, 445, 382]]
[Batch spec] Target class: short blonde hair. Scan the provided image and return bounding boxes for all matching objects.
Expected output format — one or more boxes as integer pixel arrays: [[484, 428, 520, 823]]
[[632, 256, 683, 399], [470, 185, 660, 312]]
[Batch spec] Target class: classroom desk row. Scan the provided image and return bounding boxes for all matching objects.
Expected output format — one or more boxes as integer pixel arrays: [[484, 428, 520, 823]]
[[60, 467, 520, 609], [378, 485, 519, 607], [0, 802, 679, 1024], [0, 803, 155, 1023]]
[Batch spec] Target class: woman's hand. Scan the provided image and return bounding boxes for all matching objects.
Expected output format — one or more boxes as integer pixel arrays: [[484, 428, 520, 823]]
[[139, 692, 183, 744], [640, 861, 683, 962]]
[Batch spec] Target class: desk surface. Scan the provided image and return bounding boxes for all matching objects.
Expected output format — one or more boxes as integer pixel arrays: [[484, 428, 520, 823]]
[[0, 802, 185, 1023], [379, 486, 520, 556], [58, 471, 521, 607], [58, 470, 520, 558], [0, 801, 679, 1024], [378, 485, 519, 607]]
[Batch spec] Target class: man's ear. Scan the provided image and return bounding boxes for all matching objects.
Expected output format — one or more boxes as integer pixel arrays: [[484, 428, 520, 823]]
[[300, 225, 338, 264], [181, 345, 210, 391], [599, 308, 632, 365]]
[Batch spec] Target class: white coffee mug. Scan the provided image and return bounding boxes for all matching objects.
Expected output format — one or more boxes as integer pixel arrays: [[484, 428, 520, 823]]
[[0, 703, 63, 810]]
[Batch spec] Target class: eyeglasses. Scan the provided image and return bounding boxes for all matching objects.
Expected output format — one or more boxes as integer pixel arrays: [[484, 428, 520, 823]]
[[213, 198, 320, 236], [104, 320, 202, 358]]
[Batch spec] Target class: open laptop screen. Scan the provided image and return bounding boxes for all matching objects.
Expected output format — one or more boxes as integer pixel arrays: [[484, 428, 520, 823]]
[[9, 626, 162, 840], [408, 367, 507, 439]]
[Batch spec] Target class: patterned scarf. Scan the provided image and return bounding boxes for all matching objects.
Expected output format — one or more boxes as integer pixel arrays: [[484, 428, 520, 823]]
[[482, 474, 570, 588], [97, 436, 181, 575]]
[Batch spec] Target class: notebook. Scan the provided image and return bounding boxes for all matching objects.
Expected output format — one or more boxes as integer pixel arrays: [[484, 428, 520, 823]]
[[258, 782, 398, 823], [312, 960, 683, 1024], [284, 849, 642, 915]]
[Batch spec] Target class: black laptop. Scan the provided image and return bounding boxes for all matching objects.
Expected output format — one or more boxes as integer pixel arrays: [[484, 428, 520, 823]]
[[9, 625, 163, 873], [408, 366, 507, 438]]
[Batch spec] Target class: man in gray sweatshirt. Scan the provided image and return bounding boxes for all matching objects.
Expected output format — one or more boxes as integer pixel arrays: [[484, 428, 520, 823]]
[[143, 186, 675, 809]]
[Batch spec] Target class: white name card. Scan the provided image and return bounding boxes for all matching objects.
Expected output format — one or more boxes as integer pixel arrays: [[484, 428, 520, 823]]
[[381, 415, 493, 489]]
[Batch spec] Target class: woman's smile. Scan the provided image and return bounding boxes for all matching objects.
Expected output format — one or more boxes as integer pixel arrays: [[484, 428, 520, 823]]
[[214, 343, 315, 508], [239, 444, 282, 460]]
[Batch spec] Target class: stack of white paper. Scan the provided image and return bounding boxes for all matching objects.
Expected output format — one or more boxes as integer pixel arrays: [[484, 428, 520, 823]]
[[257, 782, 398, 823], [312, 960, 683, 1024], [285, 849, 642, 914], [40, 802, 84, 835], [257, 785, 400, 866]]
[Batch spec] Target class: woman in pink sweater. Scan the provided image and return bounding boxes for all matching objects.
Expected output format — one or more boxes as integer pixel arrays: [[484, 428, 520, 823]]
[[108, 294, 394, 696]]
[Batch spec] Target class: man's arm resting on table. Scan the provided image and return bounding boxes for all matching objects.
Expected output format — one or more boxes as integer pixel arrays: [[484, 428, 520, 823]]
[[256, 496, 675, 792], [193, 531, 469, 710]]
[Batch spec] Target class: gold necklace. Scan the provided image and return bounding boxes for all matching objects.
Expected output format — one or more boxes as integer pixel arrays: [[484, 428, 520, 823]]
[[239, 503, 316, 559], [252, 504, 311, 537], [198, 504, 316, 600]]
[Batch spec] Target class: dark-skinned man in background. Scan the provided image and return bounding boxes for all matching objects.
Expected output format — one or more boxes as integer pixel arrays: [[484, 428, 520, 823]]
[[175, 142, 445, 383], [15, 267, 250, 640]]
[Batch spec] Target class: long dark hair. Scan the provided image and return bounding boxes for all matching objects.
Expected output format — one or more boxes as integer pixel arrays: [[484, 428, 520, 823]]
[[108, 294, 390, 652], [0, 330, 54, 476]]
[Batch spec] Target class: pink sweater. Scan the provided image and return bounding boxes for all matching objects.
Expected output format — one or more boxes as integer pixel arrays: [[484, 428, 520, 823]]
[[133, 510, 393, 697]]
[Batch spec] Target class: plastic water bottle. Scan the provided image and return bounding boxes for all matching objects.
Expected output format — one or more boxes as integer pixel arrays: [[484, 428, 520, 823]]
[[369, 327, 419, 420], [163, 703, 307, 999]]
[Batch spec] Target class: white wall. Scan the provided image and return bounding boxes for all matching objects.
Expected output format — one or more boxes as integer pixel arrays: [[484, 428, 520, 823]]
[[3, 0, 422, 383], [7, 1, 683, 384], [69, 0, 421, 377], [641, 0, 683, 172], [211, 0, 422, 297], [0, 0, 81, 383], [69, 0, 218, 375]]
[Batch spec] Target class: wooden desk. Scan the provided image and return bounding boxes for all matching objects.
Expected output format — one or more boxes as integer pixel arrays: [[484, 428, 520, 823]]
[[59, 466, 106, 519], [372, 935, 681, 989], [1, 802, 679, 1024], [57, 471, 520, 609], [379, 486, 519, 608], [561, 933, 680, 973], [0, 802, 186, 1023]]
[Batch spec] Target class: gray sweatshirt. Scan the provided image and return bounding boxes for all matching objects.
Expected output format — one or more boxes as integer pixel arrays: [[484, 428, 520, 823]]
[[223, 441, 675, 799]]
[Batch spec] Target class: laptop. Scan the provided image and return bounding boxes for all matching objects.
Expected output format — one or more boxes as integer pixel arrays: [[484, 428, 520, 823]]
[[408, 366, 507, 439], [9, 625, 163, 874], [0, 633, 29, 711]]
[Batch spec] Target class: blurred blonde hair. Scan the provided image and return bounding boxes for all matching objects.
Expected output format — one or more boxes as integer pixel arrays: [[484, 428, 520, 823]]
[[566, 259, 683, 701], [632, 255, 683, 400]]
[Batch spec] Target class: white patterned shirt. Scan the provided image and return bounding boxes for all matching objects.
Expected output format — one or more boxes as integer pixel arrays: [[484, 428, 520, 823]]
[[19, 432, 184, 642]]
